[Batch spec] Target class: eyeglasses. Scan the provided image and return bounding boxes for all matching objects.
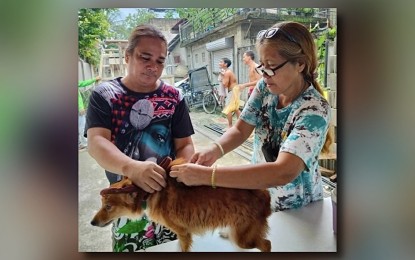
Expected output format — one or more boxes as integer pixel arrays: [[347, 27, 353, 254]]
[[257, 28, 300, 47], [255, 60, 289, 77]]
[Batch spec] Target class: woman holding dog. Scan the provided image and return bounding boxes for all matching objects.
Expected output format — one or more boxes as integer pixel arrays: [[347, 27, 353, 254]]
[[170, 21, 333, 212]]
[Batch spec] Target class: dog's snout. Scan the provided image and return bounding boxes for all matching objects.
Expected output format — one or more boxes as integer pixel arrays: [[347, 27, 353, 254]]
[[91, 220, 97, 226]]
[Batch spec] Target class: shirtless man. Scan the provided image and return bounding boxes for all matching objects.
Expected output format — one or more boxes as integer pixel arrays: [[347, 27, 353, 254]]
[[238, 50, 262, 99], [219, 57, 240, 129]]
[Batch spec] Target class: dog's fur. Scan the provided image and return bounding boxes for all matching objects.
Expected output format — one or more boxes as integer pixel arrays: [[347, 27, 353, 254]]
[[91, 158, 272, 252]]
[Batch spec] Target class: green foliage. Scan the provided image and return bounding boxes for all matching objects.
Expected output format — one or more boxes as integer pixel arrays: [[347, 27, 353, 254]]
[[164, 9, 175, 19], [328, 27, 337, 40], [126, 9, 157, 30], [108, 8, 157, 40], [303, 8, 314, 14], [312, 24, 337, 89], [106, 9, 128, 40], [78, 9, 110, 66], [175, 8, 238, 36], [287, 8, 315, 16], [176, 8, 199, 19], [315, 33, 327, 88]]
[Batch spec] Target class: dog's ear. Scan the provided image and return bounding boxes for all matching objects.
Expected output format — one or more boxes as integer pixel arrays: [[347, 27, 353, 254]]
[[109, 178, 131, 189], [100, 178, 142, 196]]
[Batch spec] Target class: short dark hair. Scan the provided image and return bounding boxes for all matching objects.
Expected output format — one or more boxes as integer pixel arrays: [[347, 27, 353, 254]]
[[244, 50, 255, 61], [126, 24, 167, 55], [222, 58, 232, 67]]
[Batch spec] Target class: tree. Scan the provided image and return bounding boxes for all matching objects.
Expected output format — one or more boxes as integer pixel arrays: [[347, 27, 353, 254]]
[[176, 8, 200, 19], [106, 9, 128, 41], [107, 8, 157, 40], [175, 8, 238, 34], [164, 9, 176, 19], [125, 9, 157, 33], [78, 8, 110, 66], [287, 8, 315, 16]]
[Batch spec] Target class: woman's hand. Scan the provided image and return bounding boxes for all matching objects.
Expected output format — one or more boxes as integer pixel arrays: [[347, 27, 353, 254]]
[[122, 160, 166, 193], [190, 145, 221, 166], [169, 163, 211, 186]]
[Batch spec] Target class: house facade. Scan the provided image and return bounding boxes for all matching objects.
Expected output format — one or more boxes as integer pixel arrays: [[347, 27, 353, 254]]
[[167, 8, 332, 101]]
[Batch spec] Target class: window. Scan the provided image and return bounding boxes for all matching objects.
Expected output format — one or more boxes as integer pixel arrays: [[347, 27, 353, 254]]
[[195, 54, 199, 63], [202, 52, 206, 62]]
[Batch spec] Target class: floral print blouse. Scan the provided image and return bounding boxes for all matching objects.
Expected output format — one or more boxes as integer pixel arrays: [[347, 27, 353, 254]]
[[240, 79, 331, 211]]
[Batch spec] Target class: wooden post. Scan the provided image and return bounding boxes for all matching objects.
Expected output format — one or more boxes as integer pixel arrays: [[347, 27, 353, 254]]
[[98, 49, 104, 79], [118, 43, 124, 76]]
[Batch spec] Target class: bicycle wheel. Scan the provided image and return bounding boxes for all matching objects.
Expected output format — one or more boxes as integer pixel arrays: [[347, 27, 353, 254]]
[[203, 92, 217, 114]]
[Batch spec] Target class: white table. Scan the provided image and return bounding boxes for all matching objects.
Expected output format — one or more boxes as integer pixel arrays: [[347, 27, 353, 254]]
[[141, 197, 337, 252]]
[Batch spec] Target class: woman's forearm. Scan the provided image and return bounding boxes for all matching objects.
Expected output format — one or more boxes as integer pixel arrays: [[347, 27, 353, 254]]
[[218, 121, 253, 155], [214, 151, 304, 189], [213, 162, 296, 189]]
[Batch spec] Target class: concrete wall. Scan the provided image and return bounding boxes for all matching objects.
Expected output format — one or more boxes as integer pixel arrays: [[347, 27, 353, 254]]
[[149, 18, 181, 42], [150, 18, 183, 80], [326, 37, 337, 155], [78, 58, 96, 81], [166, 46, 189, 79]]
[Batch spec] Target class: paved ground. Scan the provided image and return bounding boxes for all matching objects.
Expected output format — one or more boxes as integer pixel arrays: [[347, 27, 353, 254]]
[[78, 107, 250, 252]]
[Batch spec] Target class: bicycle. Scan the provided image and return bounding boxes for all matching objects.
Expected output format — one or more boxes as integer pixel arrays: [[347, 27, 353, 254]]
[[202, 83, 221, 114], [180, 65, 221, 114]]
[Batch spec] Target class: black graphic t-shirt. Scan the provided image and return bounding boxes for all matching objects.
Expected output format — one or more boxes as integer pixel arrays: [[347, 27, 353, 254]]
[[85, 77, 194, 183]]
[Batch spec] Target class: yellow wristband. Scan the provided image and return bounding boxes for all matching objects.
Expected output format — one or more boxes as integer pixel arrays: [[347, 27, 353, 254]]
[[211, 164, 217, 189], [213, 142, 225, 157]]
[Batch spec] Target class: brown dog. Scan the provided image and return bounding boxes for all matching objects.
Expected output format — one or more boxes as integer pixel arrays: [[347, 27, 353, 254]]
[[91, 157, 271, 252]]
